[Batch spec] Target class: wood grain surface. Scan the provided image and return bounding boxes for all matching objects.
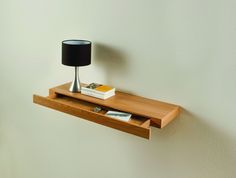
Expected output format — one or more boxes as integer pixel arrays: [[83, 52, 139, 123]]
[[50, 83, 180, 128], [33, 94, 150, 139]]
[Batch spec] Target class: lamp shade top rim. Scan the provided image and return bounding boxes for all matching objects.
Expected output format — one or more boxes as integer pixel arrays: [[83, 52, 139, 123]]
[[62, 39, 91, 45]]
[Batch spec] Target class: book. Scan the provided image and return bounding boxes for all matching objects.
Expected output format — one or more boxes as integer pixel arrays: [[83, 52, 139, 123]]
[[105, 111, 131, 122], [81, 83, 115, 100]]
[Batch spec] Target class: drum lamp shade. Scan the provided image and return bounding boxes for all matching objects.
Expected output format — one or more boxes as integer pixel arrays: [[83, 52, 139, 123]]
[[62, 39, 91, 66]]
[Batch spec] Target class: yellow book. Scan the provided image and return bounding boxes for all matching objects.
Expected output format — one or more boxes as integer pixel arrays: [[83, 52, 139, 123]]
[[81, 83, 115, 100], [95, 85, 113, 92]]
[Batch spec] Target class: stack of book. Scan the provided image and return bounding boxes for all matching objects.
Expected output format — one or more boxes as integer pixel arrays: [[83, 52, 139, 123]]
[[81, 83, 115, 100]]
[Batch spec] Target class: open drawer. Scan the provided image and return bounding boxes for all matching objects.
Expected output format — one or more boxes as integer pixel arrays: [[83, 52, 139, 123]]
[[33, 94, 151, 139], [33, 83, 180, 139]]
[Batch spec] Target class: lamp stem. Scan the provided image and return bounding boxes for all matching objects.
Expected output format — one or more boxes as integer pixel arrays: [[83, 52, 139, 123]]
[[69, 66, 81, 92]]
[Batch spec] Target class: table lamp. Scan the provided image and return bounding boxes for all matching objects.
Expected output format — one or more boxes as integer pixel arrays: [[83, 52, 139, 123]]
[[62, 39, 91, 92]]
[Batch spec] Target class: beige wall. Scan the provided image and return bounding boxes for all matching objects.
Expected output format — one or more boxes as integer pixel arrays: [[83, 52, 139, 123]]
[[1, 0, 236, 178]]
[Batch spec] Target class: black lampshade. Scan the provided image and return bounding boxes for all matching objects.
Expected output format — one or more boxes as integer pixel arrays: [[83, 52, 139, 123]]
[[62, 39, 91, 66]]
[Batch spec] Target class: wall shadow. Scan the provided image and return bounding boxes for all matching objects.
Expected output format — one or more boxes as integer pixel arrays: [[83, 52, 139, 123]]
[[122, 110, 236, 178], [93, 42, 129, 87]]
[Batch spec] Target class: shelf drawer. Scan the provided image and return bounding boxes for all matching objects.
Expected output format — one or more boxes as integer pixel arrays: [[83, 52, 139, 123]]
[[33, 94, 151, 139]]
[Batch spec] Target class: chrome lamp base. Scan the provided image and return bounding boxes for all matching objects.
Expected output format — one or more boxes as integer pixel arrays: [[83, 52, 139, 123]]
[[69, 66, 81, 93]]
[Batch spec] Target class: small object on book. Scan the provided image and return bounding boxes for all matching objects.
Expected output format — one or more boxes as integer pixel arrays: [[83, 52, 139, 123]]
[[105, 111, 131, 122], [81, 83, 115, 100]]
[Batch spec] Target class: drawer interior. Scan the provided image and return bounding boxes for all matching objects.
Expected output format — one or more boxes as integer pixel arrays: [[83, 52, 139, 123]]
[[53, 94, 151, 128]]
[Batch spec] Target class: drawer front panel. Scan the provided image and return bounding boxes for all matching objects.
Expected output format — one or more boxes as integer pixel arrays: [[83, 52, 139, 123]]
[[33, 95, 150, 139]]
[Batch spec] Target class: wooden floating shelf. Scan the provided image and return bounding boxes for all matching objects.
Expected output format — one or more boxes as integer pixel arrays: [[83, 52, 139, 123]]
[[33, 83, 181, 139]]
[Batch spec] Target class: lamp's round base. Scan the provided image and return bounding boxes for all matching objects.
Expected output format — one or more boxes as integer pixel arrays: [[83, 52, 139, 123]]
[[69, 79, 81, 93]]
